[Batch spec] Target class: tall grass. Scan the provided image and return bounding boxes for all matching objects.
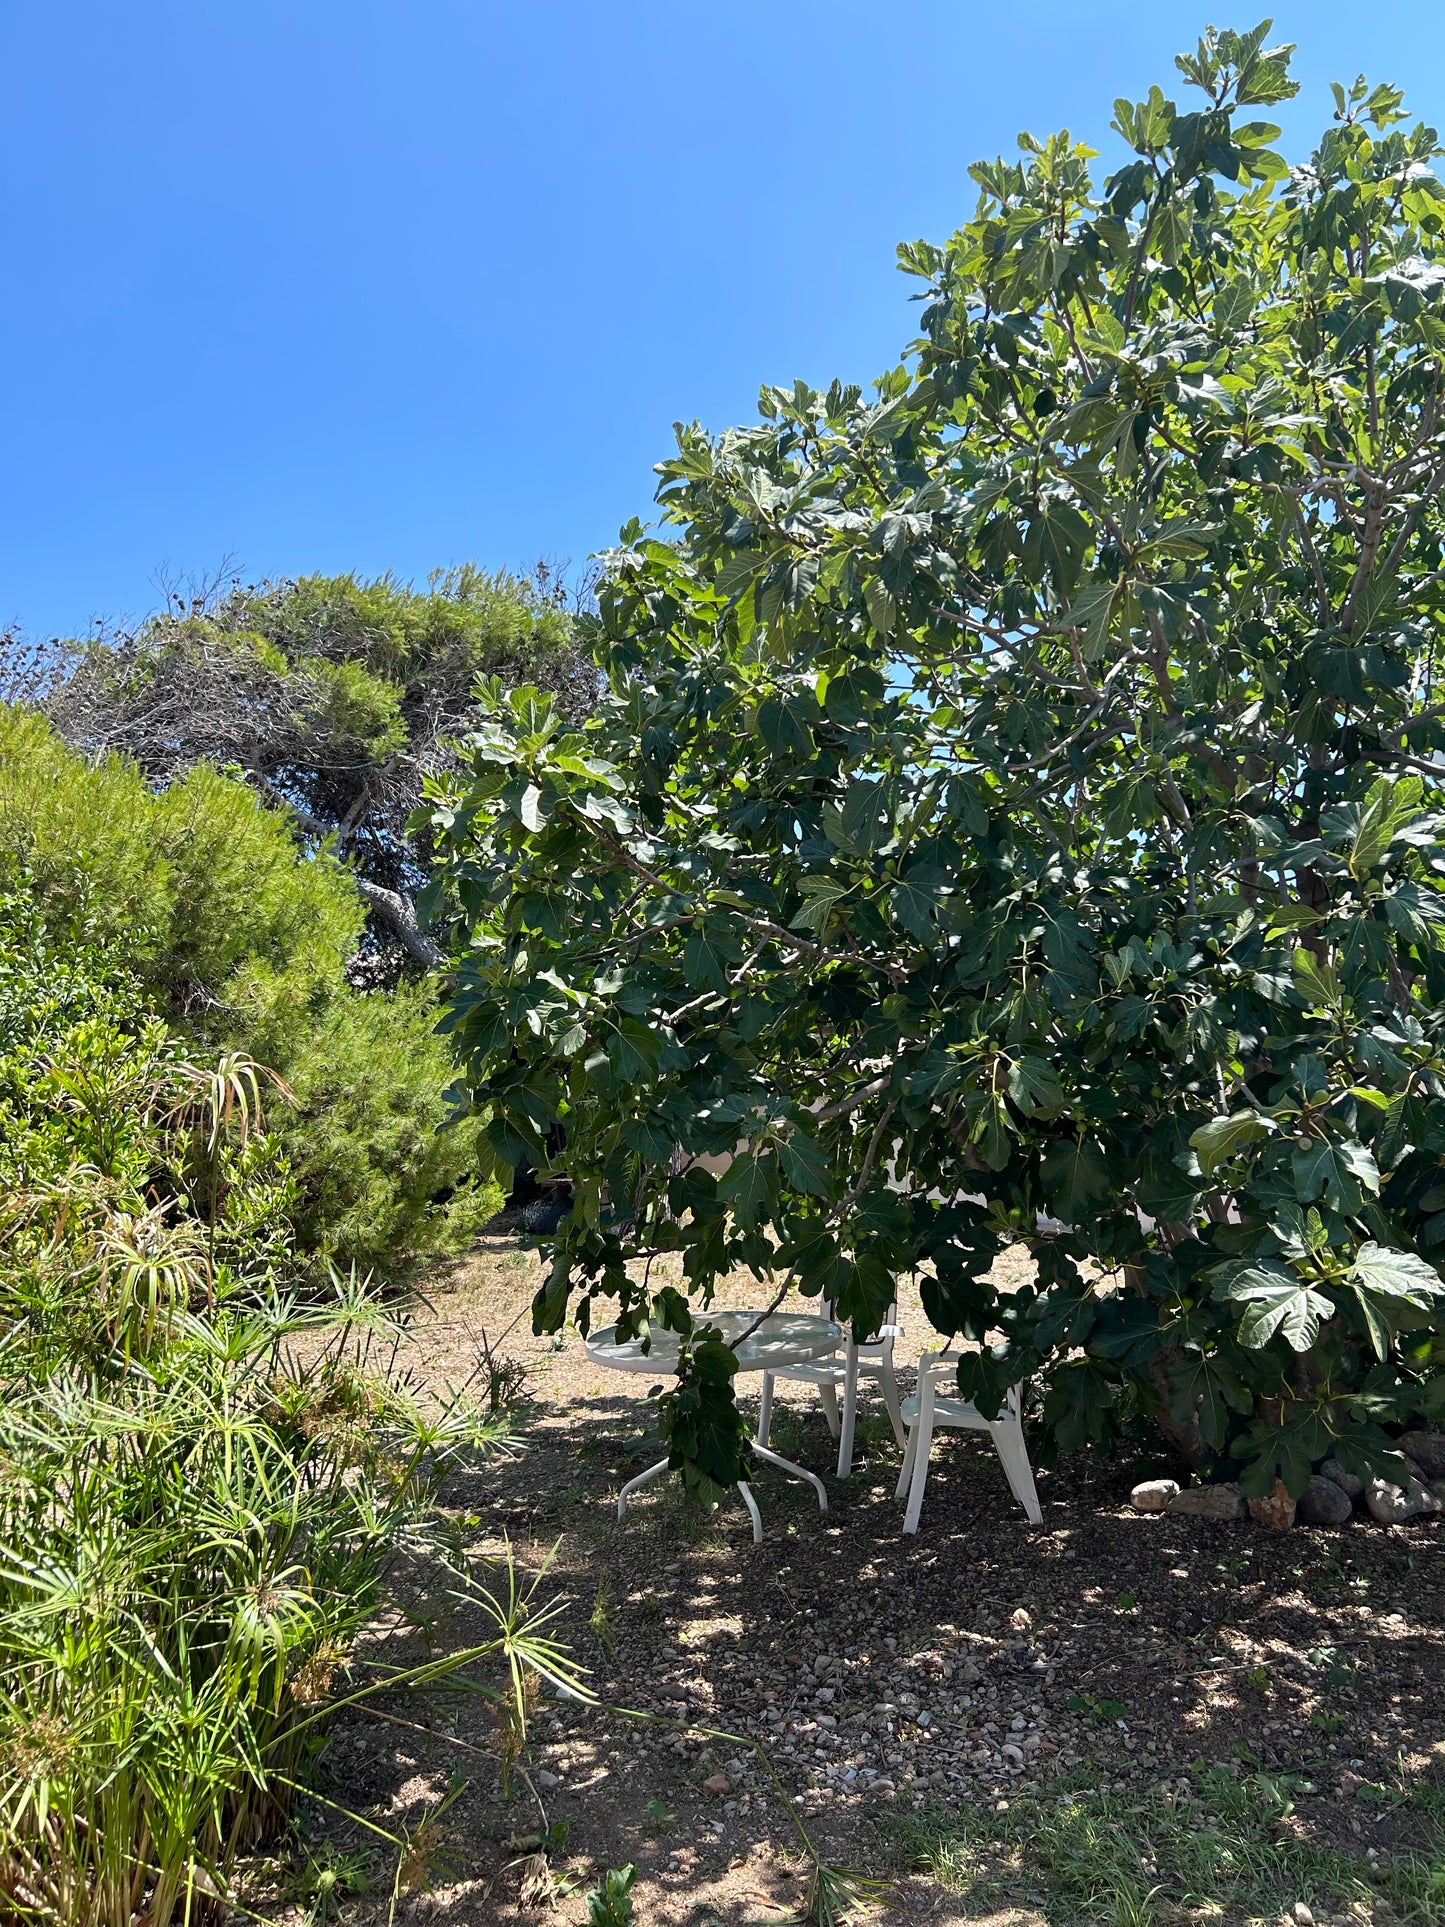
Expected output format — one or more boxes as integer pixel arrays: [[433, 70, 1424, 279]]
[[0, 943, 570, 1927], [0, 1300, 484, 1924]]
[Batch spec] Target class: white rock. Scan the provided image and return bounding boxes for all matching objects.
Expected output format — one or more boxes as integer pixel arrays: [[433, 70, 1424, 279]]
[[1365, 1474, 1441, 1523], [1130, 1479, 1180, 1512]]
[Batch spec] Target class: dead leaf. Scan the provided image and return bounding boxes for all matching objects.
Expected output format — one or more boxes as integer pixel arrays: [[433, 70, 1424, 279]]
[[512, 1852, 553, 1910]]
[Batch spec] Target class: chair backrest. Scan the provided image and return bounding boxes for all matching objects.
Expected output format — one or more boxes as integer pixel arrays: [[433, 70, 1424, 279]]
[[919, 1348, 1023, 1422], [823, 1297, 900, 1348]]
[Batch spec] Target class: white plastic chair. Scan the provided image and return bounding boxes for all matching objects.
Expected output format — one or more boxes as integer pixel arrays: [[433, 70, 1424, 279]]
[[895, 1348, 1042, 1533], [756, 1299, 906, 1478]]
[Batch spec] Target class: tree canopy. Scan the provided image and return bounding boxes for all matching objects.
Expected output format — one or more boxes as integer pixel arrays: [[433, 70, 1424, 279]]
[[47, 564, 594, 973], [430, 23, 1445, 1501]]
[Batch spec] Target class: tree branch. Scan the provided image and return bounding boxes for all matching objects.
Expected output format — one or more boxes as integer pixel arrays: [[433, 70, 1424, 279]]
[[248, 771, 443, 967], [353, 880, 444, 969]]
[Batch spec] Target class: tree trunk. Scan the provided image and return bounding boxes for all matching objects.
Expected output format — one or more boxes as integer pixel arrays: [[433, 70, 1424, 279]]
[[353, 880, 444, 969], [1126, 1260, 1212, 1469], [1144, 1347, 1212, 1470], [247, 773, 445, 969]]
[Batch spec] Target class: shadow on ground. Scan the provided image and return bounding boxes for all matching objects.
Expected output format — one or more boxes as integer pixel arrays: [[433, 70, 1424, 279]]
[[263, 1241, 1445, 1927]]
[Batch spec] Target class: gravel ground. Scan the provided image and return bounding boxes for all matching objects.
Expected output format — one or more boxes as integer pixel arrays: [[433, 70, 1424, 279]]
[[264, 1236, 1445, 1927]]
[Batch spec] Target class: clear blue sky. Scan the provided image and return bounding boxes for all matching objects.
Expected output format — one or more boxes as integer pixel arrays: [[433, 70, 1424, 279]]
[[2, 2, 1440, 641]]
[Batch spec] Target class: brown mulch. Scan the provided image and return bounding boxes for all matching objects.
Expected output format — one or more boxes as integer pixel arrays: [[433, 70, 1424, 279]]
[[273, 1235, 1444, 1926]]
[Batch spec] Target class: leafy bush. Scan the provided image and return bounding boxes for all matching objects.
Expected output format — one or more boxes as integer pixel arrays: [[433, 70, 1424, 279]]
[[0, 929, 561, 1927], [277, 978, 500, 1276], [47, 565, 596, 971], [586, 1864, 637, 1926], [0, 709, 500, 1278], [428, 28, 1445, 1493], [0, 705, 361, 1025]]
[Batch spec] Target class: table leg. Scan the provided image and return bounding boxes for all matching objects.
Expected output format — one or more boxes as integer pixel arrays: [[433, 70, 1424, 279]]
[[736, 1480, 763, 1543], [615, 1441, 829, 1540], [750, 1441, 829, 1513], [616, 1455, 671, 1522]]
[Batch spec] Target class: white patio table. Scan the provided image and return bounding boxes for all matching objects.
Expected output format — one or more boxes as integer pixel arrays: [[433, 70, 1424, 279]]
[[584, 1309, 842, 1542]]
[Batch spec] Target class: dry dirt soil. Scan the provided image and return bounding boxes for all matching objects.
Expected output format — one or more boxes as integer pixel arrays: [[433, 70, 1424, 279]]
[[269, 1235, 1445, 1927]]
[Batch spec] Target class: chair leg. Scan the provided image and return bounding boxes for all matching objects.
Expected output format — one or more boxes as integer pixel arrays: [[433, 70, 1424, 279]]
[[902, 1412, 934, 1535], [818, 1383, 841, 1438], [757, 1373, 774, 1449], [990, 1415, 1043, 1525], [837, 1344, 858, 1478], [879, 1353, 906, 1448], [894, 1420, 918, 1502]]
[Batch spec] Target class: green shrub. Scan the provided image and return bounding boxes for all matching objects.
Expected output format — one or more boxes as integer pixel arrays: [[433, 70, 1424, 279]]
[[0, 710, 500, 1278], [0, 705, 361, 1023], [47, 564, 595, 974], [220, 562, 575, 681], [277, 979, 502, 1277]]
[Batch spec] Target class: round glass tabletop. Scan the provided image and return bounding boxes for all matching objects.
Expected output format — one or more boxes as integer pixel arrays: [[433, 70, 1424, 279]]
[[584, 1309, 842, 1375]]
